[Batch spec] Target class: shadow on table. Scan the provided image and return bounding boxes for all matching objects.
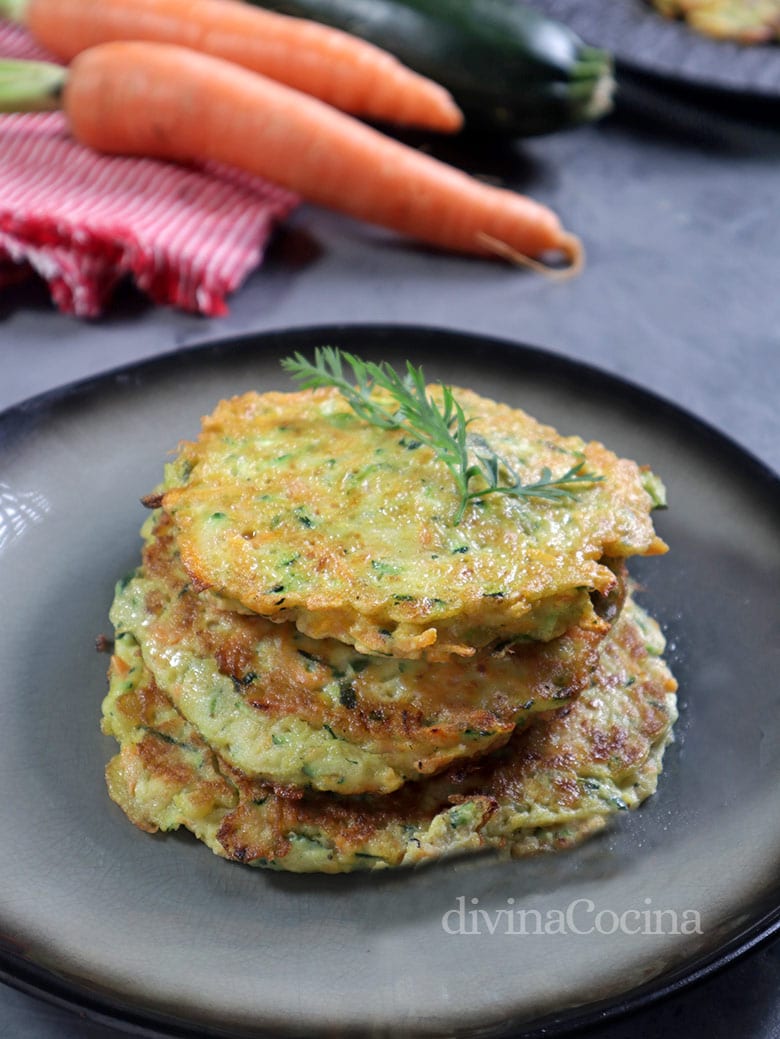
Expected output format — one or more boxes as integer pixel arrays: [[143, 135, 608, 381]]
[[382, 122, 552, 193], [0, 274, 156, 325], [0, 224, 322, 326], [612, 67, 780, 155]]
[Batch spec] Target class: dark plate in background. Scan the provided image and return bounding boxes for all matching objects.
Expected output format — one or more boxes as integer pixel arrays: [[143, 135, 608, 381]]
[[0, 325, 778, 1038], [530, 0, 780, 97]]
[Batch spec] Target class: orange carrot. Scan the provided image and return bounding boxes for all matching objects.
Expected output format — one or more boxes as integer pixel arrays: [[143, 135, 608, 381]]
[[59, 41, 580, 267], [13, 0, 463, 132]]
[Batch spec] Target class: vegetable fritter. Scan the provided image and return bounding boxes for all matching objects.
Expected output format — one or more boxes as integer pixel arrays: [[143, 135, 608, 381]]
[[102, 594, 677, 873], [111, 511, 611, 794], [161, 386, 666, 660], [650, 0, 780, 43]]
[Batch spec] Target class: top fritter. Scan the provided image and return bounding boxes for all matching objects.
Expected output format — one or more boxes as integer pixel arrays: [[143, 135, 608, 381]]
[[161, 376, 665, 661]]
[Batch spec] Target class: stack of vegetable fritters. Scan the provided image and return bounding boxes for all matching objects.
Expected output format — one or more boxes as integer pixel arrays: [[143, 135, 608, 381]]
[[103, 370, 677, 873]]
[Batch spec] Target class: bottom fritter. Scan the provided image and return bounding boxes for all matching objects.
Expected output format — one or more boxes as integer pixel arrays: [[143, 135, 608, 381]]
[[101, 594, 677, 874]]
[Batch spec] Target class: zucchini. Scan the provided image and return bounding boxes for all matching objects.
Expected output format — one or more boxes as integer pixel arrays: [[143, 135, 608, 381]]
[[251, 0, 615, 136]]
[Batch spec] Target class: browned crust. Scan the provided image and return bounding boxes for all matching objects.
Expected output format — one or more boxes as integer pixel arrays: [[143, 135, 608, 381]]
[[105, 590, 676, 870], [138, 512, 609, 761]]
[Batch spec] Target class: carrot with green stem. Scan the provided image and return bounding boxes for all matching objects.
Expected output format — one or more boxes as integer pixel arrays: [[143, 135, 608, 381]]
[[0, 42, 582, 268], [0, 0, 463, 132]]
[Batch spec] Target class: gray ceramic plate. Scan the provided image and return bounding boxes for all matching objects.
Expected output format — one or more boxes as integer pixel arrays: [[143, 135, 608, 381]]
[[530, 0, 780, 97], [1, 325, 779, 1039]]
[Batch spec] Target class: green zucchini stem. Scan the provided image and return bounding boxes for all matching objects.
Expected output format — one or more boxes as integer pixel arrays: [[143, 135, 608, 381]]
[[0, 0, 29, 21], [582, 67, 616, 122], [0, 59, 67, 113]]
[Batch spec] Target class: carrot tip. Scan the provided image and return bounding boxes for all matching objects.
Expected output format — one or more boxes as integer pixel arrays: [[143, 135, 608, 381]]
[[476, 230, 585, 279], [440, 96, 465, 134], [560, 232, 585, 276]]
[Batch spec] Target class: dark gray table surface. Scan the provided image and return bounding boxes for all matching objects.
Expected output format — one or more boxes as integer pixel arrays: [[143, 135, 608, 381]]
[[1, 68, 778, 1038]]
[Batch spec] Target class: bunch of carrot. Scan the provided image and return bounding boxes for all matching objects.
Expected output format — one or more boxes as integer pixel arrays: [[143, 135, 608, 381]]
[[0, 0, 582, 268]]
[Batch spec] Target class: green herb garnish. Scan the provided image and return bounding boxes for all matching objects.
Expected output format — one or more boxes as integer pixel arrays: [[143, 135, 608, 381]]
[[281, 348, 602, 525]]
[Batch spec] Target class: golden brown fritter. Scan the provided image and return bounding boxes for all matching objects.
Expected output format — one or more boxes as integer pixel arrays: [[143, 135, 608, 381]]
[[650, 0, 780, 43], [102, 593, 678, 873], [161, 386, 665, 660], [111, 512, 610, 794]]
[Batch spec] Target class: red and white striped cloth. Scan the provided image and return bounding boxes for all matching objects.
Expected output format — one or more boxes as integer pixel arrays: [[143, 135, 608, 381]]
[[0, 22, 299, 317]]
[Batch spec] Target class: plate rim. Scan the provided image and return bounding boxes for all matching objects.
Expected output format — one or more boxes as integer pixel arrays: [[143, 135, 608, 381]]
[[2, 321, 778, 490], [2, 903, 780, 1039], [529, 0, 780, 99], [1, 321, 778, 1039]]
